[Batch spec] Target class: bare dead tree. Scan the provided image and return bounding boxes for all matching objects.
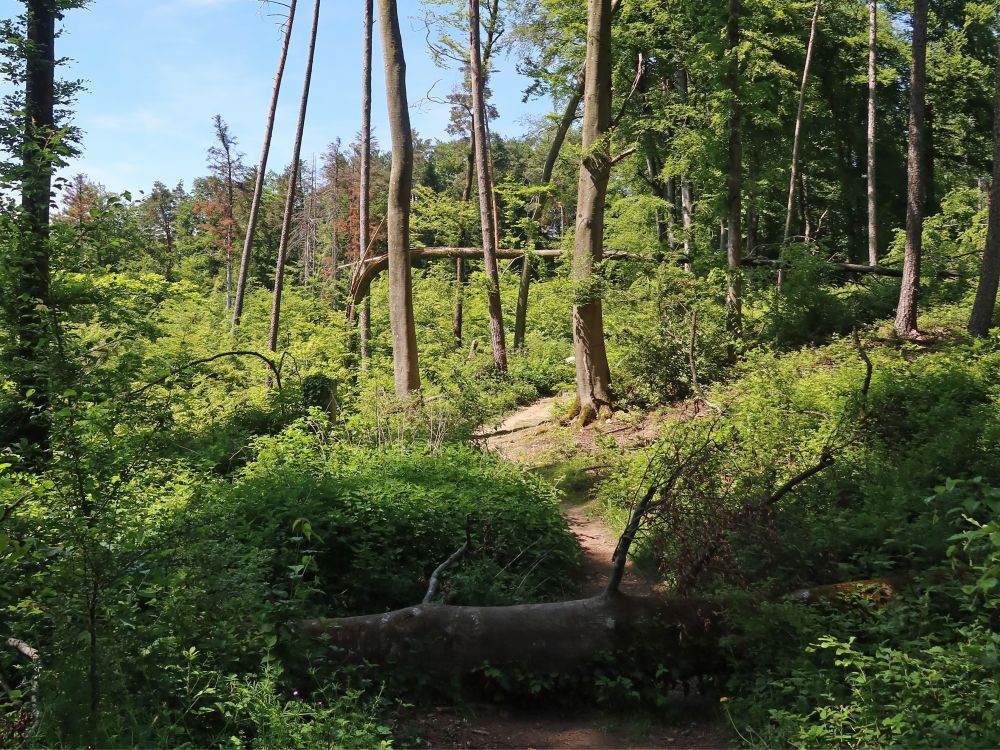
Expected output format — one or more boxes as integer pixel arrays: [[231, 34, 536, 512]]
[[231, 0, 298, 333], [778, 0, 822, 290], [267, 0, 321, 356]]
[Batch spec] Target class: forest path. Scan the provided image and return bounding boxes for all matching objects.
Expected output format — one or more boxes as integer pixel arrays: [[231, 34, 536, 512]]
[[478, 396, 659, 597], [401, 398, 731, 750]]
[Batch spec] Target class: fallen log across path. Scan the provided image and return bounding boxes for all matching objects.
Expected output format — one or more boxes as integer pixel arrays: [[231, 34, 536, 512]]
[[299, 592, 721, 677]]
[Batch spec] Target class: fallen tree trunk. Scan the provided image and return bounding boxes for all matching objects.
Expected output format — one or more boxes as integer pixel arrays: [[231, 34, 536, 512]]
[[300, 592, 720, 677], [743, 256, 960, 278], [346, 247, 637, 304]]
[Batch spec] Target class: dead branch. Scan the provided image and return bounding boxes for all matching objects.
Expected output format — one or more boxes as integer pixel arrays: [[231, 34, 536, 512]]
[[126, 350, 283, 399], [610, 147, 638, 166], [423, 516, 473, 604], [0, 492, 31, 526], [677, 447, 835, 591], [743, 256, 960, 279], [852, 329, 873, 411], [5, 638, 40, 748]]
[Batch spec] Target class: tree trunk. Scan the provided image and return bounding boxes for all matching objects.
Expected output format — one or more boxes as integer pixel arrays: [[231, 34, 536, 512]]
[[12, 0, 57, 450], [378, 0, 421, 395], [469, 0, 508, 371], [513, 0, 625, 352], [676, 68, 695, 269], [454, 145, 475, 347], [893, 0, 927, 339], [968, 33, 1000, 337], [300, 593, 720, 678], [778, 0, 822, 289], [231, 0, 297, 333], [267, 0, 320, 354], [866, 0, 878, 266], [358, 0, 374, 367], [726, 0, 743, 360], [514, 83, 583, 352], [571, 0, 615, 426]]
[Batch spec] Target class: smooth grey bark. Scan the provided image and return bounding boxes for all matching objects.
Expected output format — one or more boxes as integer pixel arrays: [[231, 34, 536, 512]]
[[231, 0, 297, 333], [893, 0, 927, 338], [378, 0, 421, 394], [867, 0, 878, 265], [469, 0, 508, 371], [778, 0, 822, 289], [571, 0, 614, 425], [300, 593, 719, 677], [726, 0, 743, 358], [968, 33, 1000, 336], [358, 0, 374, 368], [267, 0, 320, 354]]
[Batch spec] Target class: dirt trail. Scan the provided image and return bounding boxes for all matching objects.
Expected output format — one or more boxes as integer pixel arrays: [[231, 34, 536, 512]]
[[405, 398, 730, 749]]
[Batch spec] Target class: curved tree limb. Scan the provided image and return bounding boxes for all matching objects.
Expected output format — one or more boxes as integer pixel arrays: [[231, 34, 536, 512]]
[[126, 350, 283, 399]]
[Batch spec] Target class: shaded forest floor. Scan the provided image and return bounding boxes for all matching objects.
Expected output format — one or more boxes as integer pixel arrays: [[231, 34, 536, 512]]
[[397, 399, 732, 750]]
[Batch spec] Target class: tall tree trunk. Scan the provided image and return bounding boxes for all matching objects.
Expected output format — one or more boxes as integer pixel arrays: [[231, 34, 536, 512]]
[[968, 34, 1000, 336], [378, 0, 421, 395], [358, 0, 374, 368], [513, 0, 624, 352], [866, 0, 878, 265], [778, 0, 821, 289], [894, 0, 927, 339], [267, 0, 320, 354], [571, 0, 614, 426], [469, 0, 508, 371], [454, 145, 475, 346], [726, 0, 743, 360], [231, 0, 297, 333], [469, 0, 507, 372], [13, 0, 57, 450]]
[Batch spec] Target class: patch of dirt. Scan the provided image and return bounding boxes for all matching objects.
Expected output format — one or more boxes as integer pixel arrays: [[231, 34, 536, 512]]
[[475, 395, 680, 467], [402, 703, 732, 749]]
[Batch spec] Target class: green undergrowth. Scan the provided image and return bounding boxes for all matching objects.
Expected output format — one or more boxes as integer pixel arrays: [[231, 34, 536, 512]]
[[595, 302, 1000, 748]]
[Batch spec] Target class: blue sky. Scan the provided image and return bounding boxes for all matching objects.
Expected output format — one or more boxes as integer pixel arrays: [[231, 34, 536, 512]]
[[0, 0, 553, 194]]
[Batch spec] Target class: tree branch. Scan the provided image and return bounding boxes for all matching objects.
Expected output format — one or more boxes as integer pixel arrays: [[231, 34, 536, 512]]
[[126, 350, 283, 399], [5, 638, 40, 749], [423, 516, 473, 604]]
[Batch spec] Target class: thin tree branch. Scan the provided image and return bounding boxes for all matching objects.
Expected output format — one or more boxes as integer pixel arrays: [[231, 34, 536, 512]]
[[126, 351, 283, 399], [423, 516, 473, 604]]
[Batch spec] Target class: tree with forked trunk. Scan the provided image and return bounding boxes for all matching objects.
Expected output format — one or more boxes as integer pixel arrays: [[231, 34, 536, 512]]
[[378, 0, 421, 395]]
